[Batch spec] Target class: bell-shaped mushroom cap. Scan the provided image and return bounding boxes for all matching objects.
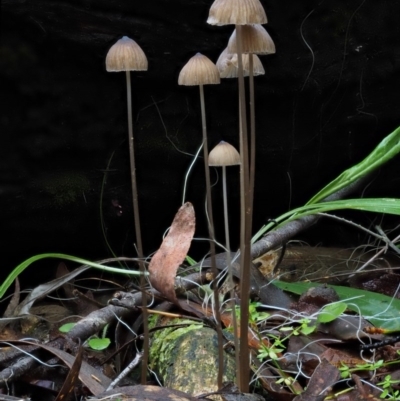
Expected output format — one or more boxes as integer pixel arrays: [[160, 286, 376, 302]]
[[216, 48, 238, 79], [106, 36, 148, 72], [233, 53, 265, 77], [178, 53, 220, 86], [207, 0, 267, 26], [228, 25, 276, 55], [217, 48, 265, 78], [208, 141, 241, 166]]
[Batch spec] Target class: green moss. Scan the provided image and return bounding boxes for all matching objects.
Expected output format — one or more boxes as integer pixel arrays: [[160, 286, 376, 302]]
[[149, 317, 236, 394], [149, 318, 203, 378]]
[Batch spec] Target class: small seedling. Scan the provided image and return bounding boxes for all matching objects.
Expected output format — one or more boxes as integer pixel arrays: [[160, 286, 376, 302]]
[[378, 374, 400, 399], [276, 375, 295, 387], [317, 302, 348, 324], [59, 322, 76, 333], [258, 340, 284, 361], [279, 317, 316, 336], [248, 302, 270, 324], [232, 301, 270, 326], [338, 359, 384, 379], [87, 337, 111, 351], [59, 322, 111, 351]]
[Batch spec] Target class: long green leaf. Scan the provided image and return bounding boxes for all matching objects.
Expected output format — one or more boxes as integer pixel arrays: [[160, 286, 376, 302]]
[[280, 198, 400, 225], [0, 253, 145, 300], [307, 126, 400, 205], [274, 281, 400, 330], [252, 127, 400, 243], [252, 198, 400, 242]]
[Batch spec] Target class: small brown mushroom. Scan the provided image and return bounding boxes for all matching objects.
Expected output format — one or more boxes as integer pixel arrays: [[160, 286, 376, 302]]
[[105, 36, 147, 263], [227, 24, 276, 55], [106, 36, 148, 71], [207, 0, 267, 26], [178, 52, 220, 226], [105, 35, 149, 383]]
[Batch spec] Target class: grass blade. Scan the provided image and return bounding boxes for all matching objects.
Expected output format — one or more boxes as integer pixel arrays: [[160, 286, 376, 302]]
[[0, 253, 144, 300], [307, 126, 400, 205]]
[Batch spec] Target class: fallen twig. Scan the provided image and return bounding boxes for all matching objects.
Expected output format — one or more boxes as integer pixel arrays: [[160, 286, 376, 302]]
[[251, 177, 371, 259]]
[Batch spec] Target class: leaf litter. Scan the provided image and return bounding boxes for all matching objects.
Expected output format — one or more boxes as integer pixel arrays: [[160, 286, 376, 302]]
[[0, 211, 400, 399]]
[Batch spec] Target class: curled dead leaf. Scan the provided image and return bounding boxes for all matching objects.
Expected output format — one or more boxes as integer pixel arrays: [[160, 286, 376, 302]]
[[149, 203, 195, 305]]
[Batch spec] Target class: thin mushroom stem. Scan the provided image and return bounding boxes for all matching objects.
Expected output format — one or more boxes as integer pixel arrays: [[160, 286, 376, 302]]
[[125, 70, 148, 382], [199, 84, 224, 389], [235, 24, 251, 393], [125, 71, 144, 261], [222, 166, 230, 257], [248, 53, 255, 232], [221, 166, 240, 378]]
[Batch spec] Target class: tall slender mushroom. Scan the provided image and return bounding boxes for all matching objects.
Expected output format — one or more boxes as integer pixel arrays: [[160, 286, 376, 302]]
[[178, 53, 225, 388], [178, 53, 220, 254], [207, 0, 268, 391], [216, 47, 265, 226], [209, 141, 240, 267], [208, 141, 240, 377], [106, 36, 149, 383], [212, 48, 264, 380], [227, 24, 275, 249]]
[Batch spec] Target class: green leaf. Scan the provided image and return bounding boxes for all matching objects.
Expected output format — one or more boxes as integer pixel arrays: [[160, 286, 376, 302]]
[[307, 126, 400, 204], [317, 302, 347, 323], [185, 255, 197, 266], [292, 198, 400, 217], [252, 198, 400, 242], [0, 253, 147, 300], [88, 337, 111, 351], [273, 281, 400, 330], [59, 322, 76, 333], [300, 324, 316, 335], [252, 127, 400, 243], [277, 198, 400, 230]]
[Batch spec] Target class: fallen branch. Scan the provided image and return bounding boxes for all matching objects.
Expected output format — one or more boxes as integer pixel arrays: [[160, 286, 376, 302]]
[[251, 176, 371, 259]]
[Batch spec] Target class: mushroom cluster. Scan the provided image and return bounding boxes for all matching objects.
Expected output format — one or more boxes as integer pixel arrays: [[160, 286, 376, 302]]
[[104, 0, 275, 392], [206, 0, 275, 390]]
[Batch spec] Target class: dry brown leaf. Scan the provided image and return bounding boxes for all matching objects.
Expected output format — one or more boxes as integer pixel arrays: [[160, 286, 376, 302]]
[[149, 202, 195, 305], [54, 341, 83, 401], [0, 340, 110, 395], [3, 278, 20, 318], [293, 359, 340, 401]]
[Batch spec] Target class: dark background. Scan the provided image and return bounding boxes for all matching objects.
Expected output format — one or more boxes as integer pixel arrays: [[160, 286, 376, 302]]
[[1, 0, 400, 282]]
